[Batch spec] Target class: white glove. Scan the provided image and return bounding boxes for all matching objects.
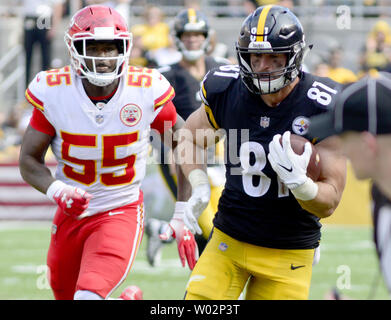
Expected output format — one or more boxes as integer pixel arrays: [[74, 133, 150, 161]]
[[183, 169, 211, 235], [268, 131, 318, 201]]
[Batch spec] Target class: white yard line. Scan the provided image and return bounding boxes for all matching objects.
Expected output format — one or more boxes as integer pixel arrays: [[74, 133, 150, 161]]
[[0, 221, 51, 231]]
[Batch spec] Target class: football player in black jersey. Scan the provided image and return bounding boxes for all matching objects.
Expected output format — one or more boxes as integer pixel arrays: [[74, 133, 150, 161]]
[[145, 8, 230, 266], [171, 5, 347, 300], [309, 74, 391, 295]]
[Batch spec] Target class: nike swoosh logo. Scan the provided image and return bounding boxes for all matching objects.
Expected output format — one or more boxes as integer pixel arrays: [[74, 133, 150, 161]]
[[278, 163, 293, 172], [291, 264, 305, 270], [108, 211, 124, 216]]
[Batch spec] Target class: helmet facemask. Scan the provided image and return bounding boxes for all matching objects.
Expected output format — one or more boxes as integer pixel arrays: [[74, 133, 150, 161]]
[[65, 28, 132, 87], [175, 31, 209, 61], [236, 40, 305, 95]]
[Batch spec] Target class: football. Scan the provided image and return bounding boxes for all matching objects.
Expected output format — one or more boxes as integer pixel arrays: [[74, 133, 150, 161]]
[[280, 134, 321, 181]]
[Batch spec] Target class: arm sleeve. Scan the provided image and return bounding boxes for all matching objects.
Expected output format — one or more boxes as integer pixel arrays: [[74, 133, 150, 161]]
[[29, 108, 55, 137], [150, 100, 177, 134]]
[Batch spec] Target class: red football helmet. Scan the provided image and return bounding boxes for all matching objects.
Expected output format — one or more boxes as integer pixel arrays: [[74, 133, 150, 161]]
[[65, 5, 132, 86]]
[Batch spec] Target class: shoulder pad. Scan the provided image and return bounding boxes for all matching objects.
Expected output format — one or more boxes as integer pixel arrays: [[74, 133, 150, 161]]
[[151, 69, 175, 109], [45, 66, 72, 87], [200, 65, 240, 105], [157, 65, 172, 74], [301, 73, 344, 110], [213, 56, 232, 66], [25, 71, 47, 112], [26, 66, 73, 112]]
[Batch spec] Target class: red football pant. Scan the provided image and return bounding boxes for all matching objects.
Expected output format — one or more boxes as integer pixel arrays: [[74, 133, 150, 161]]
[[47, 192, 144, 300]]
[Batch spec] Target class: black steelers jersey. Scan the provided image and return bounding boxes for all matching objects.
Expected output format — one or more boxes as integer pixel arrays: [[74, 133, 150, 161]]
[[200, 65, 343, 249], [158, 56, 229, 120]]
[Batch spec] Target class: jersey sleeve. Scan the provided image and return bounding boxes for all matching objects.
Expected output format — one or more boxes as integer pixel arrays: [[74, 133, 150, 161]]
[[150, 100, 177, 134], [29, 108, 56, 136], [200, 67, 237, 130], [152, 69, 175, 112], [25, 71, 46, 112]]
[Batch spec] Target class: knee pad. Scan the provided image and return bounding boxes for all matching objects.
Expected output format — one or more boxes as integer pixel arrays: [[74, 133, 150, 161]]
[[74, 290, 103, 300]]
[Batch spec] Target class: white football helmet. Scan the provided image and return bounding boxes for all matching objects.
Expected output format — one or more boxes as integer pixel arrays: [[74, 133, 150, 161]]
[[64, 5, 132, 87]]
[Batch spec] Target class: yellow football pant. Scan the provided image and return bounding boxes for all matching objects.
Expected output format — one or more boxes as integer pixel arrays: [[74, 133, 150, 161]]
[[185, 228, 315, 300], [197, 185, 223, 239]]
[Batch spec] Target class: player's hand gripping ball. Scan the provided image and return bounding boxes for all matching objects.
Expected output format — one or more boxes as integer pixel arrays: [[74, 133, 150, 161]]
[[280, 134, 321, 181]]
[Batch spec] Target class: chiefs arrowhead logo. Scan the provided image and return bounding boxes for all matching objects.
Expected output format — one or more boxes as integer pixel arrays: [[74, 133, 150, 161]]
[[120, 103, 142, 127]]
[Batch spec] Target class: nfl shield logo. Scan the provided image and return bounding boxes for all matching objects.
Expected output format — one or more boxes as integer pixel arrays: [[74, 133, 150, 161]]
[[95, 114, 104, 124], [260, 116, 270, 128]]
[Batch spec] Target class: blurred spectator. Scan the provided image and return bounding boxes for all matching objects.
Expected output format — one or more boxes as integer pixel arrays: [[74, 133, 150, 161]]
[[0, 100, 30, 162], [19, 0, 65, 87], [244, 0, 295, 15], [207, 28, 237, 64], [328, 47, 357, 83], [313, 62, 330, 78], [130, 5, 178, 66], [83, 0, 132, 25], [0, 99, 57, 163], [128, 32, 150, 67], [360, 20, 391, 74], [184, 0, 201, 10], [317, 45, 358, 84]]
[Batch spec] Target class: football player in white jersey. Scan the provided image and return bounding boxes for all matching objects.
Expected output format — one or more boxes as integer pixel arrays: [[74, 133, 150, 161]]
[[19, 5, 198, 300]]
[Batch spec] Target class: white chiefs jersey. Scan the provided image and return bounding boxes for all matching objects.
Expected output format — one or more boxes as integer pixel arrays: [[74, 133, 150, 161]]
[[25, 65, 175, 216]]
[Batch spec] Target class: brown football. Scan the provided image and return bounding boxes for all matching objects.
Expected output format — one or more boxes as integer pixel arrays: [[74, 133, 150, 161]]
[[279, 134, 321, 181]]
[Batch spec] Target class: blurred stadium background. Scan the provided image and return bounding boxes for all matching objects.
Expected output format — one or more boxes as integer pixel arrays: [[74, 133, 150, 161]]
[[0, 0, 390, 299]]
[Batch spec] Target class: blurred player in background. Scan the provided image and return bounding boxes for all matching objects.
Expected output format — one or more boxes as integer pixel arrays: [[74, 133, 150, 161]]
[[145, 8, 230, 266], [309, 73, 391, 296], [18, 5, 197, 300], [174, 5, 347, 300], [20, 0, 65, 87]]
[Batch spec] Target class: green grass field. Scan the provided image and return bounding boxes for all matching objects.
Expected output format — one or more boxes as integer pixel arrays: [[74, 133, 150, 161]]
[[0, 221, 389, 300]]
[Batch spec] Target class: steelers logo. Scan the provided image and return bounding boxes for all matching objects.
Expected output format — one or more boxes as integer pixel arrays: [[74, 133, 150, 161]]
[[292, 116, 310, 135], [120, 104, 142, 127]]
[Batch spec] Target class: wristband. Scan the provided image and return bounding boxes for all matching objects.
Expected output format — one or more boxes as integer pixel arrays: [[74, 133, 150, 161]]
[[290, 178, 319, 201], [46, 180, 67, 202], [173, 201, 187, 219], [188, 169, 209, 189]]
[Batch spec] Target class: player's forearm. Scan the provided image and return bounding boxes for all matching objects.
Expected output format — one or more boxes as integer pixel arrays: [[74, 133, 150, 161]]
[[175, 137, 207, 200], [177, 140, 207, 180], [297, 180, 342, 218], [19, 126, 55, 194], [176, 164, 191, 201], [19, 155, 55, 194]]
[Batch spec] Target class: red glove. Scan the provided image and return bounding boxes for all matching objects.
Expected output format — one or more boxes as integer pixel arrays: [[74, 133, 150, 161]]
[[46, 180, 92, 218], [160, 206, 199, 270]]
